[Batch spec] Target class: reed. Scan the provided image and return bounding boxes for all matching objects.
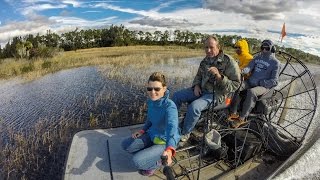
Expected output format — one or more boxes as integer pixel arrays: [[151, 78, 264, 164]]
[[0, 84, 147, 179], [0, 46, 203, 81]]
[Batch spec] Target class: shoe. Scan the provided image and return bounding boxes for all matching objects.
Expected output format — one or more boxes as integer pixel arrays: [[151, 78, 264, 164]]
[[178, 141, 187, 148], [138, 169, 155, 176], [180, 133, 190, 142], [227, 113, 239, 122], [231, 118, 248, 128]]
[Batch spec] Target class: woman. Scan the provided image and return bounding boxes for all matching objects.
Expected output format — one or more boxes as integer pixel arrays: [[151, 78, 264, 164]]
[[121, 72, 180, 176]]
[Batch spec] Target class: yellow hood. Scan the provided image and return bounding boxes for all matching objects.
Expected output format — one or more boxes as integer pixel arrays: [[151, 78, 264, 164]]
[[235, 39, 253, 69]]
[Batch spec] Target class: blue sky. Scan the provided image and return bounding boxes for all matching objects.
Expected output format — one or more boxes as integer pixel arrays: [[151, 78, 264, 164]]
[[0, 0, 320, 56]]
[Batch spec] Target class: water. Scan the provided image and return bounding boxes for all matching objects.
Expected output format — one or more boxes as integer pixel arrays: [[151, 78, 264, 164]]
[[0, 58, 202, 130], [0, 66, 107, 129], [273, 81, 320, 179]]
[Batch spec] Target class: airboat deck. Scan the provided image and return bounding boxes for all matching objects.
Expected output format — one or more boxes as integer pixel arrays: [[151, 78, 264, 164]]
[[64, 124, 148, 180], [63, 124, 283, 180]]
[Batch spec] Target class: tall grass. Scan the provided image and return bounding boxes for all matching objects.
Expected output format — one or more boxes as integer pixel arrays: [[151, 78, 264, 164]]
[[0, 46, 203, 81], [0, 84, 147, 179], [0, 46, 200, 179]]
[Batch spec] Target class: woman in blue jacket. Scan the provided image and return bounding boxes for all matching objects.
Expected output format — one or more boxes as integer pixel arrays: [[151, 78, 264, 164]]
[[121, 72, 180, 176]]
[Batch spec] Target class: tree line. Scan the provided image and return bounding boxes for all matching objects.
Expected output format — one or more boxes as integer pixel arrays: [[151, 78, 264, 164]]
[[0, 24, 319, 63]]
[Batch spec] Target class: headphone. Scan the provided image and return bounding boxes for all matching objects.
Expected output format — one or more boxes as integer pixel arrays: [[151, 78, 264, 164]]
[[261, 39, 276, 53]]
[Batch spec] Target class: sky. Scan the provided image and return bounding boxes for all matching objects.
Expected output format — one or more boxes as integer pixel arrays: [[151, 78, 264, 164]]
[[0, 0, 319, 56]]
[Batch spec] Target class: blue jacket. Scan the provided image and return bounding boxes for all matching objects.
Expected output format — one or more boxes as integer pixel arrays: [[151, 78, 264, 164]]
[[142, 89, 180, 149], [247, 53, 280, 89]]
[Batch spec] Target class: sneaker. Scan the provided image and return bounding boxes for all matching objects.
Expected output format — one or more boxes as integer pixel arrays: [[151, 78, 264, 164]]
[[231, 118, 248, 128], [180, 133, 190, 142], [138, 169, 155, 176], [227, 113, 239, 122], [178, 141, 187, 148]]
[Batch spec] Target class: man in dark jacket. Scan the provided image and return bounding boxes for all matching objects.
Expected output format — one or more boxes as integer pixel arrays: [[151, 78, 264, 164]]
[[172, 36, 241, 142], [228, 39, 280, 128]]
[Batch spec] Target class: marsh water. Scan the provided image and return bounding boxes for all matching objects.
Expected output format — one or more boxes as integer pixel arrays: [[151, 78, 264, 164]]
[[0, 58, 201, 130], [0, 67, 106, 129]]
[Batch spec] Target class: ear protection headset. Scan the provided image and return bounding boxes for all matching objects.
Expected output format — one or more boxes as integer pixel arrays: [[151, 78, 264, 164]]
[[261, 39, 276, 53]]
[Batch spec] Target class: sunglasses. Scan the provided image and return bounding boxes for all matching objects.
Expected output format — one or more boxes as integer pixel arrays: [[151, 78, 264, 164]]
[[261, 46, 270, 51], [147, 87, 162, 92]]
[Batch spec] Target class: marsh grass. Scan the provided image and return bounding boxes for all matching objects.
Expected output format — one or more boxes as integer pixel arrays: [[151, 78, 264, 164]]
[[0, 82, 147, 179], [0, 46, 203, 81]]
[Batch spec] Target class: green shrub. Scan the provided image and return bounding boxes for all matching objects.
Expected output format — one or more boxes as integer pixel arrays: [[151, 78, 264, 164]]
[[42, 61, 52, 69], [20, 63, 34, 73], [29, 46, 60, 59]]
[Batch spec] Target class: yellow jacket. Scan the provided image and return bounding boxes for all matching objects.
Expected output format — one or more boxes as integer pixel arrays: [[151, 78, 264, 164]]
[[235, 39, 253, 70]]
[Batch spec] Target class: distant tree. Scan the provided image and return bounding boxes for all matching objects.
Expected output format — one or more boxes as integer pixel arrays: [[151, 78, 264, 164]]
[[44, 30, 60, 48], [153, 31, 162, 43], [138, 31, 145, 42], [0, 45, 3, 59], [160, 30, 170, 45], [173, 30, 182, 44], [144, 32, 153, 45], [0, 25, 319, 63], [24, 41, 33, 58]]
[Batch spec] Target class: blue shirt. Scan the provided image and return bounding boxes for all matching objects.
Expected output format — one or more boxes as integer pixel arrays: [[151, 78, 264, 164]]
[[247, 53, 280, 89], [142, 89, 180, 148]]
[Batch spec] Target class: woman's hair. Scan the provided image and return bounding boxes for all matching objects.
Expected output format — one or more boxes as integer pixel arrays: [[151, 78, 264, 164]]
[[148, 72, 167, 87]]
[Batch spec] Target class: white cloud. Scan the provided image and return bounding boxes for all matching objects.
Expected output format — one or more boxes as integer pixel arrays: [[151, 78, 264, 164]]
[[22, 0, 55, 3], [62, 0, 83, 8], [82, 10, 102, 13], [93, 3, 160, 18], [21, 4, 67, 16], [203, 0, 298, 20], [49, 16, 117, 27], [0, 14, 117, 47], [0, 18, 55, 43]]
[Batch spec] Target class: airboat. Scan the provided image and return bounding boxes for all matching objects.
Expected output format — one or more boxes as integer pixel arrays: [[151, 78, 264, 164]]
[[64, 50, 318, 180]]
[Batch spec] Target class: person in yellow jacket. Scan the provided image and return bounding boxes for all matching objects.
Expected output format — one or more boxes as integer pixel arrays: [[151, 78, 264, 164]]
[[227, 39, 254, 121], [234, 39, 253, 70]]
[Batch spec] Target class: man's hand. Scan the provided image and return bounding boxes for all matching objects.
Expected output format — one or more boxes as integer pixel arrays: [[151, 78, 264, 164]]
[[162, 150, 173, 165], [193, 85, 202, 97], [208, 67, 222, 80], [132, 131, 143, 139]]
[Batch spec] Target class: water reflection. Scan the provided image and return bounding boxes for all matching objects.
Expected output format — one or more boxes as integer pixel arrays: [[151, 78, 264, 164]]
[[0, 67, 107, 129], [0, 57, 201, 130]]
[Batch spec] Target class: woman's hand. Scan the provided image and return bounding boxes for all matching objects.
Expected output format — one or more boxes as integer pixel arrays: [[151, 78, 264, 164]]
[[132, 131, 143, 139], [162, 150, 173, 165]]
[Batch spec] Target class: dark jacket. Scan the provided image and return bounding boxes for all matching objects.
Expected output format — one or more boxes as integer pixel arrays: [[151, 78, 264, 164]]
[[192, 51, 241, 104]]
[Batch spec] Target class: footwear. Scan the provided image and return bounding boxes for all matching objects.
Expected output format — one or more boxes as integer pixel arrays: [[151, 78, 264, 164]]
[[178, 141, 187, 148], [138, 169, 155, 176], [231, 118, 248, 128], [180, 133, 190, 142], [227, 113, 239, 122]]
